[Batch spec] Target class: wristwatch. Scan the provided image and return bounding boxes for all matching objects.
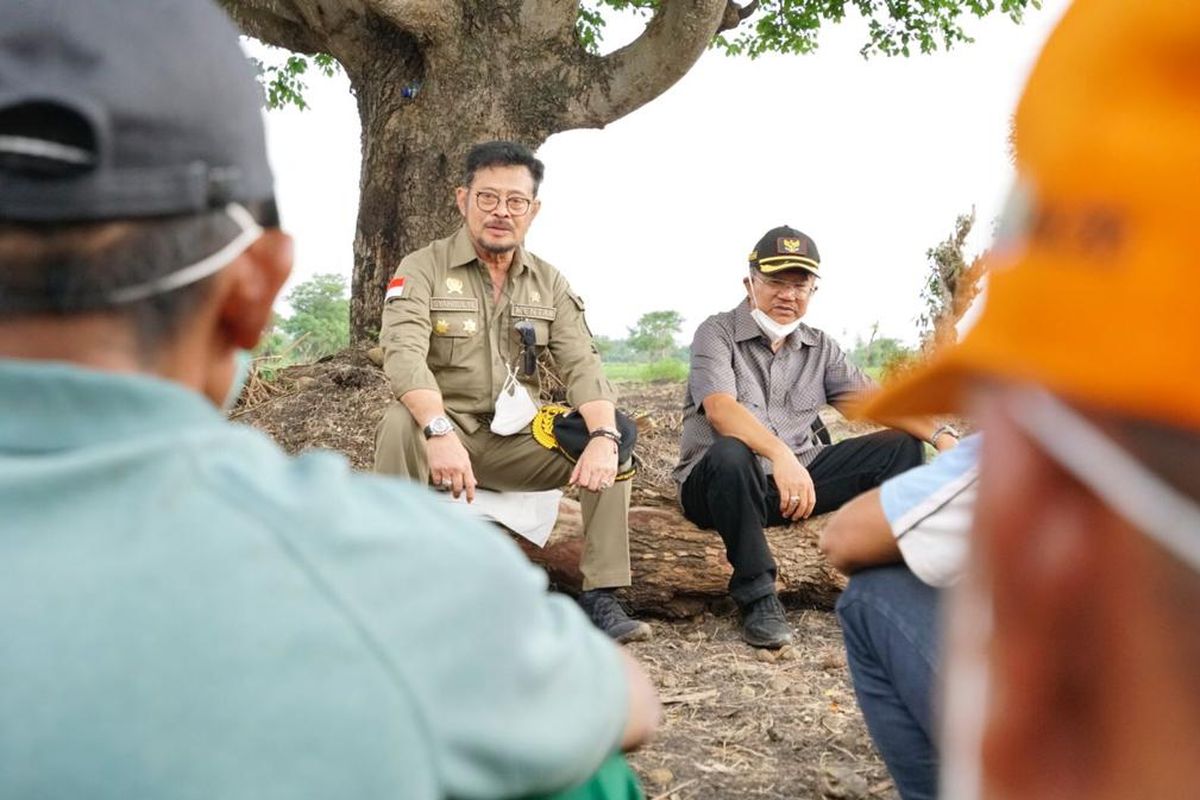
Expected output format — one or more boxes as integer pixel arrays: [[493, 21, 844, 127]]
[[928, 423, 961, 447], [423, 415, 454, 439]]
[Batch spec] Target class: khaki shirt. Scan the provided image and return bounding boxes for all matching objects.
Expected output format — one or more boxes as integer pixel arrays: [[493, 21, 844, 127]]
[[381, 226, 617, 433]]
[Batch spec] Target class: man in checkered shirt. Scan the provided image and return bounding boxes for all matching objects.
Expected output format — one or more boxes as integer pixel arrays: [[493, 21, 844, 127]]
[[673, 226, 958, 648]]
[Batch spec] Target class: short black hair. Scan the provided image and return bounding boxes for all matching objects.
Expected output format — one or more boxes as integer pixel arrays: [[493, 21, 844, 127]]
[[462, 141, 545, 195], [0, 200, 278, 357]]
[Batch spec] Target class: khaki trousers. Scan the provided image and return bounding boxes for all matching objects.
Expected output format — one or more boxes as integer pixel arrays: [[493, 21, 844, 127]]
[[374, 403, 632, 590]]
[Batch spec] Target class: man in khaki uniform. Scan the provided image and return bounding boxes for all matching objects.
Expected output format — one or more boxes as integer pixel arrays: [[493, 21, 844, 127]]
[[375, 140, 649, 642]]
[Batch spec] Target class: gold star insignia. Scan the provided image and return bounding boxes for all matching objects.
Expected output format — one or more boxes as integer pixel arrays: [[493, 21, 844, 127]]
[[434, 319, 449, 335], [462, 318, 477, 335], [530, 290, 541, 303], [445, 277, 464, 295]]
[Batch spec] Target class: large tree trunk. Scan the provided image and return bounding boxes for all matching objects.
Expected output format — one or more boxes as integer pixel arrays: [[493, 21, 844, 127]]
[[515, 499, 845, 618], [342, 26, 546, 341]]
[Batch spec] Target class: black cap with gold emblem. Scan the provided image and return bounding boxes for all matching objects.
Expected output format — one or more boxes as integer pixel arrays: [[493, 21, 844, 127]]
[[747, 225, 821, 276]]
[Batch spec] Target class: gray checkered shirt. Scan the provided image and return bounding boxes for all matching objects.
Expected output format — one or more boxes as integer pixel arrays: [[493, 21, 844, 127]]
[[673, 299, 874, 487]]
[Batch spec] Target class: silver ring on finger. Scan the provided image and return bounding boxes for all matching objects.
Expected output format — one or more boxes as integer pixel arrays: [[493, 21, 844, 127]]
[[789, 495, 800, 503], [441, 478, 453, 488]]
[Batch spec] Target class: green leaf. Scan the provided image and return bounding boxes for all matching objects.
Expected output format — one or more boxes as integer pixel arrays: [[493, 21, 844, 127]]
[[702, 0, 1040, 60], [249, 43, 343, 112]]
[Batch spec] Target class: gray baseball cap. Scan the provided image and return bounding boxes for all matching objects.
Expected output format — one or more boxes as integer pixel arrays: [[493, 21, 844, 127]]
[[0, 0, 274, 222]]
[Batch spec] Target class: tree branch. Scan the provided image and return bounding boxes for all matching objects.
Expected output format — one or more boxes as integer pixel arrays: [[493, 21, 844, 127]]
[[289, 0, 369, 40], [219, 1, 327, 53], [564, 0, 727, 129], [717, 0, 758, 34], [367, 0, 461, 42]]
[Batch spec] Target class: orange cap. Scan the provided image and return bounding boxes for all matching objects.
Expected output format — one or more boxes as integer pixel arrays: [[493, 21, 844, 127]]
[[863, 0, 1200, 432]]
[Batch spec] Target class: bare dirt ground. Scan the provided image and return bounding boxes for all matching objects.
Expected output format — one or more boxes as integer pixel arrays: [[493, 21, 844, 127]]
[[624, 612, 895, 800], [234, 350, 897, 799]]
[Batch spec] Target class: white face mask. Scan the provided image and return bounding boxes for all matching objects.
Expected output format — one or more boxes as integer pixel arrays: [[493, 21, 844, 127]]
[[747, 270, 803, 344], [490, 363, 539, 436], [105, 203, 265, 305], [98, 203, 265, 410], [940, 388, 1200, 799]]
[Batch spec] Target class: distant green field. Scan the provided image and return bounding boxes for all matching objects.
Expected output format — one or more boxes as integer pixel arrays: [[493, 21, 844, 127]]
[[603, 359, 689, 383], [603, 361, 882, 384]]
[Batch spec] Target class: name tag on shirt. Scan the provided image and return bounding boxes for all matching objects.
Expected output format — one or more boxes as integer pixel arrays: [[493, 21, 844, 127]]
[[511, 304, 556, 321], [430, 297, 480, 312]]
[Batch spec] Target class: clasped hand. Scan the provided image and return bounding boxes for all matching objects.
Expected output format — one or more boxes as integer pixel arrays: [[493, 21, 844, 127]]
[[772, 450, 816, 521], [571, 436, 619, 493]]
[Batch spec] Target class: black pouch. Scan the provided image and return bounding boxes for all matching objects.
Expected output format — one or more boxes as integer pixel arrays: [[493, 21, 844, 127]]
[[531, 405, 638, 480]]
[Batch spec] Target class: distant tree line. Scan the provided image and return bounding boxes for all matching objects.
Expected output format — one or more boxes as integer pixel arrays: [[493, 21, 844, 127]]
[[266, 226, 982, 378], [849, 332, 913, 371], [256, 272, 351, 364], [595, 310, 689, 364], [258, 280, 690, 371]]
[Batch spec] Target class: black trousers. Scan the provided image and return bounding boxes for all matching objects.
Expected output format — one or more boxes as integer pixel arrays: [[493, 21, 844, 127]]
[[680, 430, 925, 606]]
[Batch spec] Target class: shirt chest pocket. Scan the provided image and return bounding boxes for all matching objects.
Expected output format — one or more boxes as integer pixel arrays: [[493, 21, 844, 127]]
[[429, 297, 483, 368], [510, 303, 556, 348], [786, 381, 825, 414], [732, 363, 768, 409]]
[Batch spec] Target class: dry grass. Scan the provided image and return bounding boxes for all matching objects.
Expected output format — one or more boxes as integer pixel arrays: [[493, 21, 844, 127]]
[[627, 609, 896, 799]]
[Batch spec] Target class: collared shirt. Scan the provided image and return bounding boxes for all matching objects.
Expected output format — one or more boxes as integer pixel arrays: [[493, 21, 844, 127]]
[[881, 433, 981, 587], [674, 299, 874, 485], [381, 226, 616, 432], [0, 360, 627, 799]]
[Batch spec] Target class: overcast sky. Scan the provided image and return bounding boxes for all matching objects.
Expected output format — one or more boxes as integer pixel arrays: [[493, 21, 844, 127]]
[[256, 0, 1070, 349]]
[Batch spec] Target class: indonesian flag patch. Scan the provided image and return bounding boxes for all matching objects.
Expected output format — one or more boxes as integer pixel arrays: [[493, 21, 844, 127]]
[[385, 276, 406, 301]]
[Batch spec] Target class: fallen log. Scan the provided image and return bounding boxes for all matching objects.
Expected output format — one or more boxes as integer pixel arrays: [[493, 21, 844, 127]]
[[514, 498, 846, 618]]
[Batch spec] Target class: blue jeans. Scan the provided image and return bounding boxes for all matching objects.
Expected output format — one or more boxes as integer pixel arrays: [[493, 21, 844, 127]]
[[836, 565, 940, 800]]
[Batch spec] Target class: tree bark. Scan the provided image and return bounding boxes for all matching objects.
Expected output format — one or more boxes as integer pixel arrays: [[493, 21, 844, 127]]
[[514, 498, 845, 618]]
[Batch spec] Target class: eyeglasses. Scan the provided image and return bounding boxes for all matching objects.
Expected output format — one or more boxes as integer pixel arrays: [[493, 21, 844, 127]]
[[752, 273, 817, 295], [474, 190, 533, 216]]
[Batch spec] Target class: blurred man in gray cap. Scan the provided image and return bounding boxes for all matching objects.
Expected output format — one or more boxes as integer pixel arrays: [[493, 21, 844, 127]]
[[0, 2, 656, 798]]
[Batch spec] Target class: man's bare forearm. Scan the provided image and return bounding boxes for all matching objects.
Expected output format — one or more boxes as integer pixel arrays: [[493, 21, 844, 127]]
[[577, 399, 617, 432], [834, 393, 954, 450], [702, 393, 790, 460], [872, 413, 942, 445], [400, 388, 448, 429], [819, 488, 903, 574]]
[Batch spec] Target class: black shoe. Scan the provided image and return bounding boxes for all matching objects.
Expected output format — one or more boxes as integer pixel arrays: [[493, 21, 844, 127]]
[[579, 589, 652, 643], [740, 593, 793, 649]]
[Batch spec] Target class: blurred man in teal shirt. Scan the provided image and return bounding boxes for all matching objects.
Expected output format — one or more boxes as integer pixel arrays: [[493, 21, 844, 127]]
[[0, 2, 657, 798]]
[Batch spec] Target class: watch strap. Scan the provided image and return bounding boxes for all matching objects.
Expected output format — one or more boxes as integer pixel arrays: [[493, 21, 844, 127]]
[[929, 423, 961, 447]]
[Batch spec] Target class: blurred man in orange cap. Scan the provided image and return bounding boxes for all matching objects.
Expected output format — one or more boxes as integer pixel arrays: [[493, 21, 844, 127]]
[[862, 0, 1200, 797]]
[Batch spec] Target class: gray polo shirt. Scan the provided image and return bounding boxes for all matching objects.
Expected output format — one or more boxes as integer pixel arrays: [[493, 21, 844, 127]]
[[673, 299, 873, 486]]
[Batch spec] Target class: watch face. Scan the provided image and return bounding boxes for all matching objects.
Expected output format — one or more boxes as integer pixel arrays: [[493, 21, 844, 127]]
[[425, 416, 452, 437]]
